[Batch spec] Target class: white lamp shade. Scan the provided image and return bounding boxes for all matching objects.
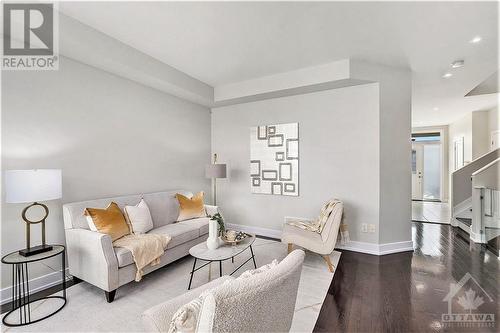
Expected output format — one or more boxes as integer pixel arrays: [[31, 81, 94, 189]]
[[205, 164, 227, 179], [5, 169, 62, 203]]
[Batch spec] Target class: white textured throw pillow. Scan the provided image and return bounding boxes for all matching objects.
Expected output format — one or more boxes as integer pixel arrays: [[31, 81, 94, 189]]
[[169, 291, 217, 333], [168, 296, 204, 333], [124, 199, 154, 234]]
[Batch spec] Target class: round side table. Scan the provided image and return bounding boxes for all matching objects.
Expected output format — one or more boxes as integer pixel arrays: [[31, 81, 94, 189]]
[[2, 245, 67, 327]]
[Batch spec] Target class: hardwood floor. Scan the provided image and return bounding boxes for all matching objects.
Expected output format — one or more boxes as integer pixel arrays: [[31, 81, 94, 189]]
[[412, 201, 451, 224], [315, 222, 499, 332]]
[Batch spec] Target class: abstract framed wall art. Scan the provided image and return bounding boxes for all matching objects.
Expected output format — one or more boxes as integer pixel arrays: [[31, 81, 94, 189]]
[[250, 122, 298, 196]]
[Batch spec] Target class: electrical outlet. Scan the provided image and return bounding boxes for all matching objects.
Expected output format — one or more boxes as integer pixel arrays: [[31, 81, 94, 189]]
[[361, 223, 368, 233], [368, 224, 376, 233]]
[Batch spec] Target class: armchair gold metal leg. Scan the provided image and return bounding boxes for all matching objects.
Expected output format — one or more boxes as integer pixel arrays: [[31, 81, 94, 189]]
[[322, 255, 334, 273], [287, 243, 293, 254]]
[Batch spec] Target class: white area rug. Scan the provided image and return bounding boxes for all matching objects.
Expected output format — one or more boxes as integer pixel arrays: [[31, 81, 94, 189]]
[[3, 238, 340, 333]]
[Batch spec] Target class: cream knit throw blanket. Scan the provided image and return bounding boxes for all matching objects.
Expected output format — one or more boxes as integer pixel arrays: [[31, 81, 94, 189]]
[[113, 234, 171, 282], [286, 199, 350, 245]]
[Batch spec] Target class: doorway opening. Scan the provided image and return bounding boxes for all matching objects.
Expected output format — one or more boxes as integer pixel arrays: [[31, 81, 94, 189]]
[[411, 132, 442, 202]]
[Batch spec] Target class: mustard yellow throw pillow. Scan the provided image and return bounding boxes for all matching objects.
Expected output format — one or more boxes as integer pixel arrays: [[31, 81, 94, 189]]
[[176, 192, 207, 222], [85, 202, 130, 241]]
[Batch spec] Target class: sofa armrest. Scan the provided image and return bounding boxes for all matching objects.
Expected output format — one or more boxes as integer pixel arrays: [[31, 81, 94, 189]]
[[142, 276, 233, 333], [65, 228, 119, 291], [205, 204, 219, 217]]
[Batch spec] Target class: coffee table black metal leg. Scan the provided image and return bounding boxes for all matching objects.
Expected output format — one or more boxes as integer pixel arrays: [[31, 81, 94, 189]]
[[219, 261, 223, 277], [188, 258, 197, 290], [250, 245, 257, 269]]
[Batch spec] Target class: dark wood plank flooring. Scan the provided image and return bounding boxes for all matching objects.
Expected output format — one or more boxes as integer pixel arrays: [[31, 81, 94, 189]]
[[315, 222, 499, 332]]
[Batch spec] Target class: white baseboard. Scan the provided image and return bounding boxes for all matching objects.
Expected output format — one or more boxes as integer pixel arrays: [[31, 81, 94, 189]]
[[336, 240, 414, 255], [226, 223, 414, 256], [469, 230, 485, 244], [1, 268, 70, 305], [226, 223, 282, 239]]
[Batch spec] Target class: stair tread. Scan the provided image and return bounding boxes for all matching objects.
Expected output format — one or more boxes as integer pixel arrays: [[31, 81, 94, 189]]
[[456, 217, 472, 227]]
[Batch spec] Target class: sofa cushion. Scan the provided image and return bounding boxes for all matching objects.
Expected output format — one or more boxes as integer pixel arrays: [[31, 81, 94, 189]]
[[148, 223, 199, 249], [142, 191, 192, 229], [114, 218, 208, 268], [179, 217, 210, 236]]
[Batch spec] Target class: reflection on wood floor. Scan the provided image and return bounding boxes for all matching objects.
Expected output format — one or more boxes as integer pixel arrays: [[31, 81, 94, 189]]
[[315, 222, 499, 333], [412, 201, 451, 224]]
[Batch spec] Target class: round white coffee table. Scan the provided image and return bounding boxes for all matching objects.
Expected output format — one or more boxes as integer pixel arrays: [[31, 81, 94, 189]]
[[188, 234, 257, 289]]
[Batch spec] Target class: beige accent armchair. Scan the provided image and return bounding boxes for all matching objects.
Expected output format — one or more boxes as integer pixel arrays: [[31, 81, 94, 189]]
[[281, 201, 343, 272]]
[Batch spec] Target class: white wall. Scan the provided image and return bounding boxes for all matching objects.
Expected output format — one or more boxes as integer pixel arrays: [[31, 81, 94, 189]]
[[1, 57, 212, 288], [488, 106, 499, 149], [212, 84, 381, 244], [472, 110, 490, 159], [448, 108, 499, 175], [489, 107, 499, 133], [449, 113, 473, 168]]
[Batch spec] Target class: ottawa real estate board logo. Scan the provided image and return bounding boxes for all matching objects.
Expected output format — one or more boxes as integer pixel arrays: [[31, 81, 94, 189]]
[[442, 273, 496, 329], [2, 2, 59, 70]]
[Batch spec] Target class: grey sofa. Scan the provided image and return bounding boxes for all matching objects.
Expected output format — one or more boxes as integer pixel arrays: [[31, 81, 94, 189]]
[[63, 190, 215, 302]]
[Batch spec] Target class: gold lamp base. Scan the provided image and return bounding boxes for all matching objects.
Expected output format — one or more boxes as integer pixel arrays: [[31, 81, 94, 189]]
[[19, 244, 53, 257], [19, 202, 52, 257]]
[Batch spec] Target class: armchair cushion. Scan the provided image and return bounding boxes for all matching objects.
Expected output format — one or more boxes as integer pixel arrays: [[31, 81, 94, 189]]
[[282, 223, 326, 254]]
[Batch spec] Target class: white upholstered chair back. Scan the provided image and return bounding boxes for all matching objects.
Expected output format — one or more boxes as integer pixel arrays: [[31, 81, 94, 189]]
[[208, 249, 305, 332], [319, 201, 344, 252]]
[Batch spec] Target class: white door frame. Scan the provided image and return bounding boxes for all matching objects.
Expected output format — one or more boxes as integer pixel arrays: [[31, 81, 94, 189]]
[[411, 127, 446, 202], [412, 144, 424, 200]]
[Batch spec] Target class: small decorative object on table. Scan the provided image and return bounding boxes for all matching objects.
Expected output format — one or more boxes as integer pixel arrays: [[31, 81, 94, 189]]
[[206, 219, 219, 250], [221, 230, 248, 244], [207, 213, 226, 250], [210, 213, 225, 236]]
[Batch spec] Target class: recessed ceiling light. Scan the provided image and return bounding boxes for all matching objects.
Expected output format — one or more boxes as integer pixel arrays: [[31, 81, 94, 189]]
[[470, 36, 482, 43], [451, 60, 464, 68], [442, 73, 453, 78], [433, 107, 439, 111]]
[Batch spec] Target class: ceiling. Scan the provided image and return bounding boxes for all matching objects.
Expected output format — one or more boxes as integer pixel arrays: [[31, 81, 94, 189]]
[[59, 1, 499, 126]]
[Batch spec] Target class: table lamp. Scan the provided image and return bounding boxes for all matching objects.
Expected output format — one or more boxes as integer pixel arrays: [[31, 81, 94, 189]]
[[5, 169, 62, 256], [205, 154, 226, 206]]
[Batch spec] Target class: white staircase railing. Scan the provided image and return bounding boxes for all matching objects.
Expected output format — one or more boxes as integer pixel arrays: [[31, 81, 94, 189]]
[[452, 148, 499, 226], [471, 158, 500, 243]]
